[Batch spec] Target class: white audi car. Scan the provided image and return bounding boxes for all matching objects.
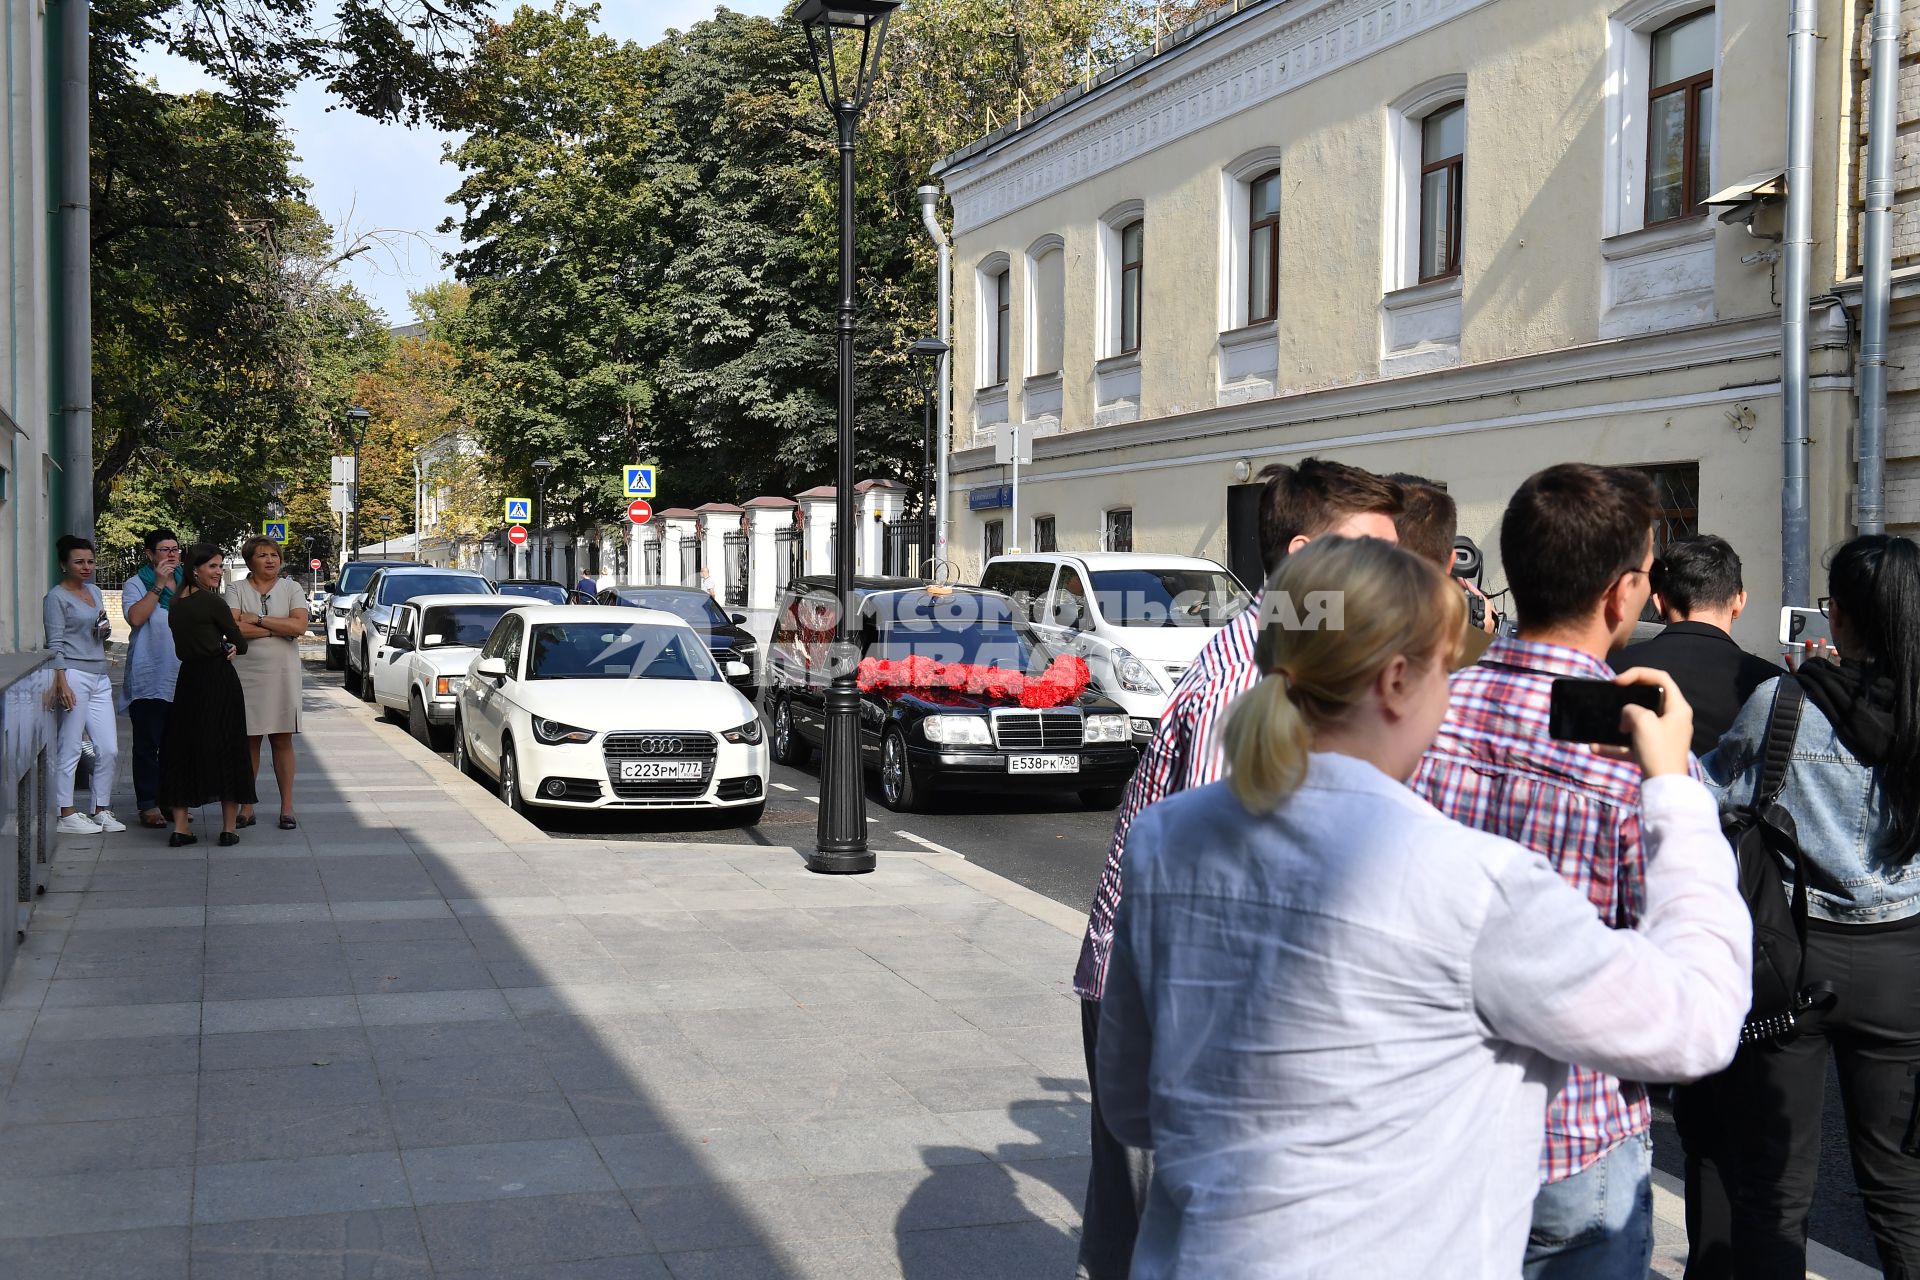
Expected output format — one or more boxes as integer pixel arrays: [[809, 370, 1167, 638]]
[[452, 606, 768, 822], [371, 594, 523, 750]]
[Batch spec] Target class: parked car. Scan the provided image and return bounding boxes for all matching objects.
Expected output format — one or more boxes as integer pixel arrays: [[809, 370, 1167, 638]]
[[764, 577, 1137, 813], [344, 566, 495, 699], [452, 605, 768, 821], [978, 552, 1251, 746], [307, 585, 331, 632], [498, 579, 574, 605], [321, 559, 411, 670], [596, 585, 759, 703], [370, 595, 525, 749]]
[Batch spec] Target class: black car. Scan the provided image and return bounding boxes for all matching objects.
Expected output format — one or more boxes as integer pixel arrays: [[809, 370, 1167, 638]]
[[764, 577, 1138, 813], [498, 580, 573, 605], [596, 585, 759, 702]]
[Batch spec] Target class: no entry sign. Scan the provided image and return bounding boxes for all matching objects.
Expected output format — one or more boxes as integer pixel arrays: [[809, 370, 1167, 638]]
[[627, 499, 653, 525], [309, 558, 321, 570], [507, 525, 529, 546]]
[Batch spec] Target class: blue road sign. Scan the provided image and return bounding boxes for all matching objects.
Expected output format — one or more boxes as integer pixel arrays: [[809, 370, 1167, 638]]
[[623, 466, 657, 498], [504, 497, 532, 523], [261, 520, 289, 543]]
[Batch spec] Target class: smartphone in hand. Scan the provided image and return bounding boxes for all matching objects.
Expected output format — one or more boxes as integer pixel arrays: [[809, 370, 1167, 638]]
[[1779, 606, 1834, 651], [1549, 678, 1664, 748]]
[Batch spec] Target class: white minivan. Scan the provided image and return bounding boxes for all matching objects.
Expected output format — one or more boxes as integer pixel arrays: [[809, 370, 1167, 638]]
[[978, 552, 1252, 745]]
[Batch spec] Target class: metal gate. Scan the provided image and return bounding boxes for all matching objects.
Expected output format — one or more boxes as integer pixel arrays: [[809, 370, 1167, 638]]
[[774, 527, 801, 591], [883, 518, 928, 578], [644, 541, 661, 584], [677, 538, 697, 587], [723, 531, 749, 607]]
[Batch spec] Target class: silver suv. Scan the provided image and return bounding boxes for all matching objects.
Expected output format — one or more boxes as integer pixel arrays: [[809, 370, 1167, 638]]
[[343, 566, 496, 700]]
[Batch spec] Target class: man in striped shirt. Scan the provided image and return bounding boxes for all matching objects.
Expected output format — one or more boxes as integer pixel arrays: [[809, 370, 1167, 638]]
[[1072, 459, 1404, 1280], [1408, 463, 1667, 1279]]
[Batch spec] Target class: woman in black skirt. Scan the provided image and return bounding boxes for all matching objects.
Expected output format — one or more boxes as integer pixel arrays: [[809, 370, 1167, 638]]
[[160, 544, 256, 846]]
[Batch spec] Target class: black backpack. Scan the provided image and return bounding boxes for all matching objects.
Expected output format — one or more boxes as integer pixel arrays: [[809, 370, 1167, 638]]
[[1722, 676, 1834, 1045]]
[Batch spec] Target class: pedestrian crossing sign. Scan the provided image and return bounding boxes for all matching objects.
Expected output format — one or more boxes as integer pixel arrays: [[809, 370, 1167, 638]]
[[623, 466, 656, 498], [504, 497, 532, 524], [261, 520, 288, 544]]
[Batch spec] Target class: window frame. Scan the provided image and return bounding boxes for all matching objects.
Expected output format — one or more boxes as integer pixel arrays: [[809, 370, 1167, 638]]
[[1032, 515, 1057, 554], [984, 519, 1005, 562], [1103, 508, 1134, 554], [1417, 102, 1465, 284], [1024, 235, 1067, 379], [1118, 220, 1145, 356], [992, 268, 1012, 386], [1247, 169, 1282, 326], [1643, 12, 1714, 227]]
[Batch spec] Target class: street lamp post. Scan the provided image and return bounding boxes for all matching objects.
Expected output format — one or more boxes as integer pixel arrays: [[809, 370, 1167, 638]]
[[344, 406, 370, 562], [908, 337, 949, 577], [532, 457, 554, 581], [799, 0, 901, 874]]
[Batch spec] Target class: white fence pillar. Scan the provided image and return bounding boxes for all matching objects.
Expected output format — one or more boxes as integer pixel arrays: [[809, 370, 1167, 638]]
[[744, 498, 797, 611], [855, 479, 908, 577], [796, 489, 836, 577], [659, 513, 697, 587]]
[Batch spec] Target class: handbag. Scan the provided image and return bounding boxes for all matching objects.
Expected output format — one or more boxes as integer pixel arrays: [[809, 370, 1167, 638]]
[[1722, 676, 1834, 1045]]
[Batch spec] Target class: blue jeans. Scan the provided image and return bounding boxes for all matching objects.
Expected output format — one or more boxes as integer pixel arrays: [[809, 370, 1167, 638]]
[[1523, 1132, 1653, 1280], [128, 699, 170, 814]]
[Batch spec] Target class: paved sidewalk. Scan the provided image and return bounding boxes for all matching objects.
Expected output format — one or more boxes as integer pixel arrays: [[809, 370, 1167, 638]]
[[0, 679, 1091, 1278]]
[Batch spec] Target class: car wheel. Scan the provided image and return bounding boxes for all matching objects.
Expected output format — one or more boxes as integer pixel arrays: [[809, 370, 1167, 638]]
[[878, 728, 924, 813], [769, 696, 810, 767], [1079, 786, 1126, 810], [342, 652, 362, 696], [499, 742, 527, 816], [453, 713, 478, 779], [325, 642, 344, 671], [356, 648, 376, 702], [408, 693, 445, 749], [736, 801, 766, 826]]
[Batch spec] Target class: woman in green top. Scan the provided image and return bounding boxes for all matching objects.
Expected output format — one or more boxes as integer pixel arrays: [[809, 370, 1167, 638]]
[[159, 544, 256, 846]]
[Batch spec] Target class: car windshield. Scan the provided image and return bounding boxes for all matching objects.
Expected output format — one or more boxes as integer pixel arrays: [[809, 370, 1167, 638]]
[[613, 591, 730, 630], [500, 582, 568, 604], [1088, 569, 1251, 627], [868, 621, 1052, 671], [337, 562, 392, 594], [525, 622, 720, 682], [420, 604, 516, 649], [376, 574, 491, 605]]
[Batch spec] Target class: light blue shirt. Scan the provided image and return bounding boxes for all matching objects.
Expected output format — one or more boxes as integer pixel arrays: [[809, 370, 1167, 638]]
[[1097, 754, 1748, 1278], [121, 574, 181, 706]]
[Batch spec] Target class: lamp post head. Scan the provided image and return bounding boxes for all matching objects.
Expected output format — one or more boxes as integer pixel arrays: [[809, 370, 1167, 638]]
[[531, 457, 554, 476], [343, 406, 370, 447], [797, 0, 902, 114], [908, 337, 950, 361]]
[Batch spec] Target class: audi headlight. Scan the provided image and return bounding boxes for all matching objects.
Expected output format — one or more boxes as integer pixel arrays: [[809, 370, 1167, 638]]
[[721, 719, 764, 745], [532, 717, 594, 745], [924, 715, 990, 746], [1110, 647, 1163, 695], [435, 675, 464, 698], [1084, 714, 1130, 744]]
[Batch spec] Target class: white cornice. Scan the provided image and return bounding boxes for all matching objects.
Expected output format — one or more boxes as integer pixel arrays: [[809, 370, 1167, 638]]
[[939, 0, 1496, 236]]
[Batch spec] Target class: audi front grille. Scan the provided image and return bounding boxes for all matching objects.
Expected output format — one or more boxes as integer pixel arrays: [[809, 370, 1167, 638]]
[[602, 730, 720, 800]]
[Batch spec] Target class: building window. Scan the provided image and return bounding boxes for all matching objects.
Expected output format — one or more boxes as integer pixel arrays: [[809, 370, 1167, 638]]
[[1118, 221, 1144, 355], [992, 269, 1012, 385], [1418, 102, 1465, 282], [1248, 170, 1281, 326], [1028, 238, 1066, 377], [1631, 462, 1701, 548], [984, 519, 1005, 561], [1103, 508, 1133, 553], [1646, 11, 1715, 225], [1033, 515, 1057, 553], [975, 253, 1011, 391]]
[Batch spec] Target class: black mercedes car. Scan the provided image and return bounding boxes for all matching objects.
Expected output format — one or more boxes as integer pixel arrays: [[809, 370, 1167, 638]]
[[764, 577, 1138, 813], [596, 585, 759, 703], [498, 579, 573, 605]]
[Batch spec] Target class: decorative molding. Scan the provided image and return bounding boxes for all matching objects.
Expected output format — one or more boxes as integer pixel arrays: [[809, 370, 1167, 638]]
[[1094, 353, 1142, 427], [1599, 219, 1716, 338], [1379, 274, 1463, 374], [1217, 323, 1280, 404], [973, 384, 1010, 446], [1022, 372, 1065, 427], [942, 0, 1497, 235]]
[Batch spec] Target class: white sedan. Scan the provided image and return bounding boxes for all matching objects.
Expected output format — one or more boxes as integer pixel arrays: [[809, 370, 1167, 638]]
[[452, 606, 769, 822], [371, 594, 522, 750]]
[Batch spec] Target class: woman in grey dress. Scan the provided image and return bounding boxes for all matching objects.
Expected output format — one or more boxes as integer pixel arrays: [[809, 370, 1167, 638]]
[[227, 535, 308, 829]]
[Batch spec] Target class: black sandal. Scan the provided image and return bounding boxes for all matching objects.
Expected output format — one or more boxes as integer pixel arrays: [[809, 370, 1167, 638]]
[[278, 816, 297, 830], [237, 815, 257, 829], [217, 831, 239, 847], [167, 833, 197, 848]]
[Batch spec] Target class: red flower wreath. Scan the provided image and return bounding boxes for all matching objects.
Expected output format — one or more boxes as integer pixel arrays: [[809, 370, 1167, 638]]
[[856, 654, 1091, 709]]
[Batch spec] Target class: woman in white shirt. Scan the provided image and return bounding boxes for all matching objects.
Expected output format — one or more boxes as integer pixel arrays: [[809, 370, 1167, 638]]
[[1097, 536, 1750, 1279]]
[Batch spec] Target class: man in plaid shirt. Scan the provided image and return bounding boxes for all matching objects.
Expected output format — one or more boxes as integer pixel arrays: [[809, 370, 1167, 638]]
[[1409, 463, 1668, 1279], [1073, 460, 1404, 1280]]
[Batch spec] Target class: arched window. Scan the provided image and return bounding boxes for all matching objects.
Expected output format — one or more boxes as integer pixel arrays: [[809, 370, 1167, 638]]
[[1646, 10, 1714, 224], [1418, 102, 1465, 282], [1118, 221, 1144, 355], [1248, 170, 1282, 325]]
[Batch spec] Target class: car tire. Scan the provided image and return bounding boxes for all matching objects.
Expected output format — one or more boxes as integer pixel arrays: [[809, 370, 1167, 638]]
[[769, 696, 810, 768], [1079, 786, 1126, 810], [499, 742, 527, 816], [878, 728, 925, 813], [325, 642, 344, 671], [356, 648, 376, 702], [453, 713, 484, 781], [736, 801, 766, 826], [409, 694, 448, 751]]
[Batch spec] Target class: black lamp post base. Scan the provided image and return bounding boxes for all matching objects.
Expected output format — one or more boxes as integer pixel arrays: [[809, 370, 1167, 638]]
[[811, 672, 874, 874]]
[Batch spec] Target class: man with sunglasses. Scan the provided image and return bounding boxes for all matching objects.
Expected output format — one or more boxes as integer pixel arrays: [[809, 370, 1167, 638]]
[[1614, 534, 1781, 757], [1411, 463, 1705, 1280]]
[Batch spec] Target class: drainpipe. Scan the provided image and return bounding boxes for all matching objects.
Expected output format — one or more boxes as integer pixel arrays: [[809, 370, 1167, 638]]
[[57, 0, 91, 538], [918, 186, 951, 580], [1780, 0, 1817, 605], [1857, 0, 1900, 536]]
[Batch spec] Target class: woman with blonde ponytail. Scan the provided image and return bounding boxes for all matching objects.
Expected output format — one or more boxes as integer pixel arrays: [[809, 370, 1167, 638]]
[[1096, 536, 1752, 1279]]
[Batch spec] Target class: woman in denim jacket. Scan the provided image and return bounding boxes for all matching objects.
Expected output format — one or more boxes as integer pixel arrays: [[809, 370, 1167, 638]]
[[1694, 533, 1920, 1278]]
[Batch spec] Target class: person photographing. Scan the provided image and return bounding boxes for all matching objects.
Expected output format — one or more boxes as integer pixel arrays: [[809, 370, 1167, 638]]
[[44, 535, 123, 834], [1096, 536, 1749, 1278]]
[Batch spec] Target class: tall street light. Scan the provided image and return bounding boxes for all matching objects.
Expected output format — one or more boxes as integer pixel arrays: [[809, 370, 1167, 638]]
[[799, 0, 901, 874], [909, 337, 949, 577], [344, 406, 370, 562], [532, 457, 554, 581]]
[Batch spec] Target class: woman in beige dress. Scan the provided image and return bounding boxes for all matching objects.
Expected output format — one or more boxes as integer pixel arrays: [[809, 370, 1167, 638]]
[[227, 536, 308, 828]]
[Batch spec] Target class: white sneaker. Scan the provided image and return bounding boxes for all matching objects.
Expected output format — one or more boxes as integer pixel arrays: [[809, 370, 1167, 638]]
[[92, 811, 127, 833], [55, 812, 100, 835]]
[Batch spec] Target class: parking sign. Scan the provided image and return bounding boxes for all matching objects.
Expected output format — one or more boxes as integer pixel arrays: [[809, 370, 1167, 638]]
[[623, 466, 656, 498], [504, 497, 532, 523], [261, 520, 288, 543]]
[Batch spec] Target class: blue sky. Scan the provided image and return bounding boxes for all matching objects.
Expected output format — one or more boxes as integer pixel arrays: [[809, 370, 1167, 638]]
[[136, 1, 787, 325]]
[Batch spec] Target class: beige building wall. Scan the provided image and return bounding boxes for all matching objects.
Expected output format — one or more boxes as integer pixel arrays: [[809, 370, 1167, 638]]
[[935, 0, 1869, 655]]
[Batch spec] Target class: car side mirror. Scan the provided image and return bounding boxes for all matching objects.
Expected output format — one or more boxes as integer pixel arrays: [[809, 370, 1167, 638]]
[[388, 634, 412, 653], [322, 582, 337, 594], [475, 656, 508, 682], [728, 612, 748, 625]]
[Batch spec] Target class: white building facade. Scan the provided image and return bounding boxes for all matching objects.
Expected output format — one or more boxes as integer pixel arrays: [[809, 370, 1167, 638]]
[[934, 0, 1878, 654]]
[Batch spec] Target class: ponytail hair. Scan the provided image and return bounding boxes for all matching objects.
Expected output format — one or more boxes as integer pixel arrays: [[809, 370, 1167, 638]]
[[1224, 536, 1465, 812], [1826, 534, 1920, 858]]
